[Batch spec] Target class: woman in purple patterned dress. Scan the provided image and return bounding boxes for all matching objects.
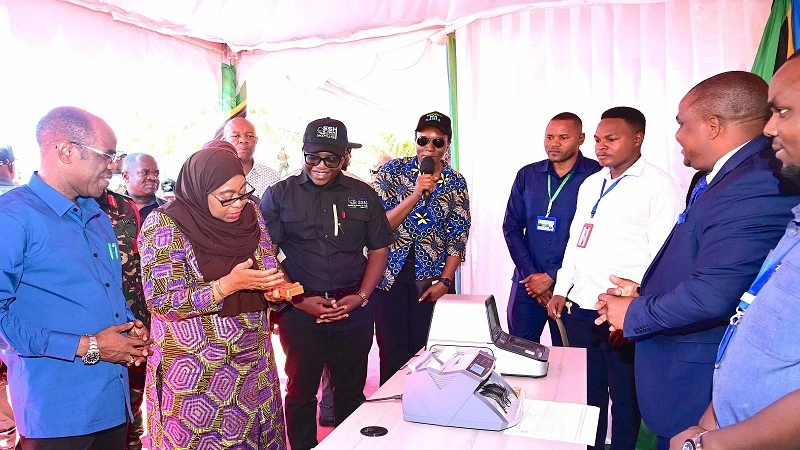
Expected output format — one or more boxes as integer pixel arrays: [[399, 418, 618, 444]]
[[138, 141, 287, 449]]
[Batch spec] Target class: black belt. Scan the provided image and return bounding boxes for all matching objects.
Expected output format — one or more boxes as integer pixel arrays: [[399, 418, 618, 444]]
[[303, 285, 360, 300]]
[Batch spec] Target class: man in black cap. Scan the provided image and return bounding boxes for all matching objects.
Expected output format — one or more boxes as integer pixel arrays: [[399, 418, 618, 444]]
[[0, 145, 16, 196], [372, 111, 471, 384], [261, 117, 393, 450]]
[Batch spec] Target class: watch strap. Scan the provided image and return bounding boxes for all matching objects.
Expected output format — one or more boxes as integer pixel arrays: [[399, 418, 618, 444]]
[[357, 290, 369, 307]]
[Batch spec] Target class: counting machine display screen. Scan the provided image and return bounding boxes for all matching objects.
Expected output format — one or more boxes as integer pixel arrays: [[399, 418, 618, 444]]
[[469, 363, 485, 375]]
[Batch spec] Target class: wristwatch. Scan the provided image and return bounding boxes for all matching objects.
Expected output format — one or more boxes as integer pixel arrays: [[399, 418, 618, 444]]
[[439, 277, 454, 290], [356, 290, 369, 307], [683, 431, 708, 450], [82, 335, 100, 365]]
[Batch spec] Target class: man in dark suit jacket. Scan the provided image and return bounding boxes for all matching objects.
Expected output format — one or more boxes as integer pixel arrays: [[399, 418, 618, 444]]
[[595, 71, 800, 449]]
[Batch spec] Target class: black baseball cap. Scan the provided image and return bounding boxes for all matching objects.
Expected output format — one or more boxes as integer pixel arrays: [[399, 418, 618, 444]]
[[303, 117, 349, 157], [0, 145, 14, 165], [415, 111, 452, 138]]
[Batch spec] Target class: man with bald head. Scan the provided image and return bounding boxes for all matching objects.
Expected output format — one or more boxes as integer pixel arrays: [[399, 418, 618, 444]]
[[121, 153, 165, 220], [0, 106, 150, 449], [667, 55, 800, 450], [223, 117, 279, 198], [595, 71, 800, 449]]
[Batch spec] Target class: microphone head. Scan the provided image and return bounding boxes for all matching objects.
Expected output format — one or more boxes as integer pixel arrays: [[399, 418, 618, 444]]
[[420, 156, 436, 175]]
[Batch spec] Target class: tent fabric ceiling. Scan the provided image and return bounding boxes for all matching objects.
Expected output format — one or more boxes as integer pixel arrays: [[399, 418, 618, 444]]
[[57, 0, 671, 52]]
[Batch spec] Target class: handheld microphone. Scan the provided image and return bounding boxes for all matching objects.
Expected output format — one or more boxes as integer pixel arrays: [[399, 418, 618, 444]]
[[420, 156, 435, 200]]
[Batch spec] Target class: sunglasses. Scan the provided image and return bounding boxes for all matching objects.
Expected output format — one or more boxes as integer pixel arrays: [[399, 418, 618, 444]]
[[304, 153, 342, 169], [212, 182, 256, 207], [416, 136, 447, 149]]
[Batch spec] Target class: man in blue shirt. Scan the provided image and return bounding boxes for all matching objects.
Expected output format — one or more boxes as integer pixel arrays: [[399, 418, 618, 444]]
[[0, 106, 150, 449], [503, 112, 600, 343]]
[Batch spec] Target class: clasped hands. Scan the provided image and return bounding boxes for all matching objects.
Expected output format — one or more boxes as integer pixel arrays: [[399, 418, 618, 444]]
[[521, 273, 554, 306], [293, 294, 363, 324], [594, 274, 639, 332], [82, 320, 151, 367]]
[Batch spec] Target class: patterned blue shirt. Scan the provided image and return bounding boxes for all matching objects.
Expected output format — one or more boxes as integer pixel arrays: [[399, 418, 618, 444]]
[[373, 157, 471, 290], [0, 173, 133, 438]]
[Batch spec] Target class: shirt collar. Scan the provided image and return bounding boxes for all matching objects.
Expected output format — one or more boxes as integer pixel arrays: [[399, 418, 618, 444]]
[[28, 172, 103, 219], [406, 156, 454, 178], [601, 154, 647, 180], [536, 151, 592, 175], [707, 142, 746, 184], [28, 172, 77, 217], [294, 169, 349, 189], [123, 190, 159, 206]]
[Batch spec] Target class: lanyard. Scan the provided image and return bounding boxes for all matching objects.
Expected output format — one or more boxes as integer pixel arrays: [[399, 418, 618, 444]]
[[545, 172, 574, 217], [715, 234, 800, 367], [590, 176, 625, 218]]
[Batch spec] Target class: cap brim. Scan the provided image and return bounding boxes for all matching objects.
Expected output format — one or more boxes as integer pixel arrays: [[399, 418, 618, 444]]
[[347, 142, 363, 149], [304, 143, 347, 157], [415, 123, 451, 137]]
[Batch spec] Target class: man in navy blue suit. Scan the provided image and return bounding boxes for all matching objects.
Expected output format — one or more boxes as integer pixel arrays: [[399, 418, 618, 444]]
[[595, 71, 800, 449], [668, 54, 800, 450]]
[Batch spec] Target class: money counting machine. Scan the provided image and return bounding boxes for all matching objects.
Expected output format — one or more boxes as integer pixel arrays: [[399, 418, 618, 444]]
[[402, 347, 525, 431], [426, 294, 549, 377]]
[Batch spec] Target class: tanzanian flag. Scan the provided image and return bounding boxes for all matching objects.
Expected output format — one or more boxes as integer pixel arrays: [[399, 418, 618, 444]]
[[213, 63, 247, 139], [752, 0, 800, 82]]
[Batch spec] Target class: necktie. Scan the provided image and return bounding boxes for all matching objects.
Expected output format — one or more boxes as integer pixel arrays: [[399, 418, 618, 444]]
[[687, 175, 708, 209]]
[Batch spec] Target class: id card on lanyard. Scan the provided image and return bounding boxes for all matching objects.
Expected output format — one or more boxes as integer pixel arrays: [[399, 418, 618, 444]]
[[715, 235, 800, 368], [577, 176, 625, 248], [536, 172, 574, 233]]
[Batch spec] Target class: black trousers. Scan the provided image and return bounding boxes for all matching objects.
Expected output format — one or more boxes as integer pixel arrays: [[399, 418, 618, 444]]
[[277, 301, 374, 450], [558, 301, 640, 450], [374, 258, 436, 385], [20, 423, 126, 450]]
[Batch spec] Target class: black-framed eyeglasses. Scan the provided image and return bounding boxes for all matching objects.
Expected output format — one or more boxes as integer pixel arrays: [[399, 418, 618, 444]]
[[416, 136, 447, 149], [212, 182, 256, 207], [69, 141, 117, 163], [304, 153, 342, 169]]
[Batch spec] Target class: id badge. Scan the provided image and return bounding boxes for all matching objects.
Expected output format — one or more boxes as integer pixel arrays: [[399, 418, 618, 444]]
[[576, 223, 593, 248], [536, 215, 557, 233]]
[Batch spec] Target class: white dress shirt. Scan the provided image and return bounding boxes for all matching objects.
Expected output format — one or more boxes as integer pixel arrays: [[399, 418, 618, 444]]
[[706, 143, 745, 183], [553, 156, 684, 307]]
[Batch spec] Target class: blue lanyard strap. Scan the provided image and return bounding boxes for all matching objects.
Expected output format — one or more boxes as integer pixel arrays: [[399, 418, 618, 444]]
[[545, 171, 574, 217], [715, 235, 800, 368], [590, 176, 624, 218]]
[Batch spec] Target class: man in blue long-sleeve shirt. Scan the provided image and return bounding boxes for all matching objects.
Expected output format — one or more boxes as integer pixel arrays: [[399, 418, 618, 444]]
[[0, 106, 150, 449], [503, 112, 600, 343]]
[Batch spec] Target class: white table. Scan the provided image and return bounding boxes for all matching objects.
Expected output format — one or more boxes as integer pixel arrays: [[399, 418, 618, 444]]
[[317, 346, 587, 449]]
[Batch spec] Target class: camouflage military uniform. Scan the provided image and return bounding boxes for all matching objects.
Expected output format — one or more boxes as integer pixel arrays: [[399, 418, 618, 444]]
[[96, 190, 148, 450]]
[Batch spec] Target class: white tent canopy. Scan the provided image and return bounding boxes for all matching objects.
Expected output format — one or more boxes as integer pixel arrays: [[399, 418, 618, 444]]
[[56, 0, 678, 51]]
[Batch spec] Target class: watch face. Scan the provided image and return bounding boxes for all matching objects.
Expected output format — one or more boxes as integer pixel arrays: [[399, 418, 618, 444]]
[[682, 440, 696, 450], [83, 351, 101, 365]]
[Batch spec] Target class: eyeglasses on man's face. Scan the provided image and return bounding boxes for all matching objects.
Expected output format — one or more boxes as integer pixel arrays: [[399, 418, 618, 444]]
[[304, 153, 342, 169], [69, 141, 117, 163], [416, 136, 447, 149], [212, 182, 256, 207]]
